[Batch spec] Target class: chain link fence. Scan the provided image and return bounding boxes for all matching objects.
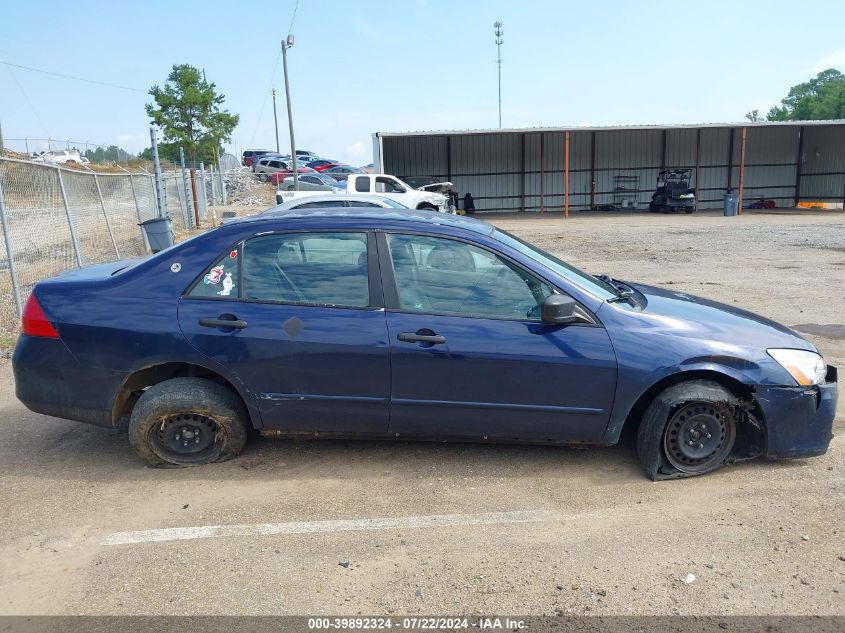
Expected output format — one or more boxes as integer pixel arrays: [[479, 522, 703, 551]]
[[0, 151, 251, 336], [0, 157, 159, 333]]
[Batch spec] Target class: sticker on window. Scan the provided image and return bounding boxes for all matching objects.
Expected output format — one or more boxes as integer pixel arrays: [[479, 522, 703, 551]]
[[217, 273, 234, 296], [204, 265, 225, 285]]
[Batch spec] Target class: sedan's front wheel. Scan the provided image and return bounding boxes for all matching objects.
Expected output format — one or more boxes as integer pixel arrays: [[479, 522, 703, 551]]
[[637, 380, 738, 478], [128, 378, 249, 467]]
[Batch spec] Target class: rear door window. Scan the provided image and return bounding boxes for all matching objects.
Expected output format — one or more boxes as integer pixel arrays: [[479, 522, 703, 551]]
[[354, 176, 371, 192], [243, 232, 370, 307]]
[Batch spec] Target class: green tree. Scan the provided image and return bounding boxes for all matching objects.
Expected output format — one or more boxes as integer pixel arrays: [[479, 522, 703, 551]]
[[745, 109, 762, 122], [138, 142, 181, 164], [145, 64, 239, 164], [766, 68, 845, 121], [84, 145, 135, 164]]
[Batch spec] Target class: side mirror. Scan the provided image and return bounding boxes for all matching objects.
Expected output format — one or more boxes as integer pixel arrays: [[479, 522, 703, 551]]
[[541, 294, 588, 325]]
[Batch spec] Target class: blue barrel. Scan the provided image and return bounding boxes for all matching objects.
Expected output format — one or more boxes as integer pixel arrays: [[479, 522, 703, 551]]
[[139, 217, 174, 253], [723, 190, 738, 216]]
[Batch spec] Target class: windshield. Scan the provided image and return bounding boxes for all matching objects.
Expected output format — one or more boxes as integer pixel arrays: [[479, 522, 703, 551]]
[[316, 174, 340, 185], [493, 229, 618, 300]]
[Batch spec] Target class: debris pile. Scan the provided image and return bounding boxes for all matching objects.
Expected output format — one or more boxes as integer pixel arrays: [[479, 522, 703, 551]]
[[222, 167, 272, 206]]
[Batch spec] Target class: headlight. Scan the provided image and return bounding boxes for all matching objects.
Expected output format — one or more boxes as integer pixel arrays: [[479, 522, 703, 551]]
[[767, 349, 827, 386]]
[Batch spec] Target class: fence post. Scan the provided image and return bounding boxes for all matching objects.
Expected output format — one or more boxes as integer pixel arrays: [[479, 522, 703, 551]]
[[179, 147, 195, 229], [128, 174, 151, 253], [174, 173, 190, 229], [93, 174, 120, 258], [56, 166, 83, 267], [199, 162, 209, 220], [0, 163, 22, 316], [150, 126, 166, 218], [218, 161, 226, 205], [209, 164, 217, 205]]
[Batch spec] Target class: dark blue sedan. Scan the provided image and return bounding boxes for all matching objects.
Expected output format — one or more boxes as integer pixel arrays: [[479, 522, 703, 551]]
[[13, 209, 838, 479]]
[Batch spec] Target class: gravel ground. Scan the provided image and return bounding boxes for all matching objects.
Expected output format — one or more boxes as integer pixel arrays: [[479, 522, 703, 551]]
[[0, 210, 842, 616]]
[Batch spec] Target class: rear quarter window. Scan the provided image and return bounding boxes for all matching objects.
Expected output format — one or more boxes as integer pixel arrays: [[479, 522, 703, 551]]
[[187, 249, 240, 299]]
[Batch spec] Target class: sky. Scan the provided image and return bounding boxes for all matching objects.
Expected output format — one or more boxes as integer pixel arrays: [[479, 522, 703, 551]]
[[2, 0, 845, 165]]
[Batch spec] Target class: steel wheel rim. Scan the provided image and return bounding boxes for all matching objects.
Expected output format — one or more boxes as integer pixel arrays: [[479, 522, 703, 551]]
[[663, 401, 735, 473], [150, 413, 222, 463]]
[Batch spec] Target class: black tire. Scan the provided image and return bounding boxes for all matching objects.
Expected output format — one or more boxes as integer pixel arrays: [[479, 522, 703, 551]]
[[684, 208, 694, 214], [417, 204, 437, 211], [128, 377, 249, 467], [258, 173, 268, 183], [637, 380, 737, 479], [286, 185, 294, 191]]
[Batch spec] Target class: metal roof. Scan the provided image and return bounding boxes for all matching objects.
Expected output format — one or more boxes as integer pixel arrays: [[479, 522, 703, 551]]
[[374, 119, 845, 138]]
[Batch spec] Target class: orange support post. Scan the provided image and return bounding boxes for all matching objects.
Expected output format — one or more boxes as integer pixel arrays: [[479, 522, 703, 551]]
[[737, 127, 747, 214], [564, 131, 570, 218], [540, 134, 545, 214]]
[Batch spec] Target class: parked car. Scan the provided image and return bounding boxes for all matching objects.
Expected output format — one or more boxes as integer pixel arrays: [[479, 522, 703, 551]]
[[324, 165, 364, 181], [268, 167, 317, 186], [306, 159, 341, 170], [270, 193, 411, 208], [278, 173, 344, 192], [252, 156, 291, 180], [242, 149, 273, 167], [31, 149, 85, 165], [295, 150, 320, 162], [13, 209, 837, 478], [281, 173, 448, 211], [314, 163, 344, 173]]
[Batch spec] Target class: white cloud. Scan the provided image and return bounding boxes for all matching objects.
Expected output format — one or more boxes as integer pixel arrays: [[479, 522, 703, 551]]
[[813, 49, 845, 72]]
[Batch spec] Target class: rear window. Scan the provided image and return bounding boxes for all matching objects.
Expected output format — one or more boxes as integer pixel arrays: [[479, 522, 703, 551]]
[[354, 176, 370, 193]]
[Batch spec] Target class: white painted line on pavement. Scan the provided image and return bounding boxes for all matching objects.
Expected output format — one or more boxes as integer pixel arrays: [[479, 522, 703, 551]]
[[101, 510, 557, 546]]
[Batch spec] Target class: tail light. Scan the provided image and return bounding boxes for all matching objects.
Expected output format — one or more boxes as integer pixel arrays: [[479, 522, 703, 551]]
[[21, 294, 59, 338]]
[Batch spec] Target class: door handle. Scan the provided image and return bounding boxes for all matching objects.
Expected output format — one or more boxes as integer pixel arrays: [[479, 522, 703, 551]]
[[199, 317, 248, 330], [398, 332, 446, 344]]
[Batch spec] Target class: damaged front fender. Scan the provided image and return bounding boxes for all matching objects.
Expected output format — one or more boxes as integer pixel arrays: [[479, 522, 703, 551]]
[[756, 367, 838, 459]]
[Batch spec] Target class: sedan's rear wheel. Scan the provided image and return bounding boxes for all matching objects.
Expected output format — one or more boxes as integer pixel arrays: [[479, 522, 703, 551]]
[[637, 380, 738, 478], [128, 378, 249, 467]]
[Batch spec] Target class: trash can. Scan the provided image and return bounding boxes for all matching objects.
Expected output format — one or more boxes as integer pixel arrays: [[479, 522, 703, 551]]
[[723, 189, 739, 217], [139, 217, 174, 253]]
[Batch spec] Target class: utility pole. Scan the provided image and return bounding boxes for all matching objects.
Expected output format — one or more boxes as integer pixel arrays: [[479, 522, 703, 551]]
[[494, 21, 503, 129], [0, 119, 4, 152], [281, 34, 298, 191], [272, 88, 280, 153]]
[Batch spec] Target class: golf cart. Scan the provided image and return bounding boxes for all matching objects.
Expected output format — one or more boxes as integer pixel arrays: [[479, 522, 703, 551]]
[[649, 169, 696, 213]]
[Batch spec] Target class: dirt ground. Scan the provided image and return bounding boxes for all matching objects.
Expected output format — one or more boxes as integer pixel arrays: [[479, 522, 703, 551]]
[[0, 210, 843, 616]]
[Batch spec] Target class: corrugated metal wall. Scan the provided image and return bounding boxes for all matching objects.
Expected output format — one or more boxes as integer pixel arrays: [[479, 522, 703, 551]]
[[380, 124, 845, 212], [801, 125, 845, 201]]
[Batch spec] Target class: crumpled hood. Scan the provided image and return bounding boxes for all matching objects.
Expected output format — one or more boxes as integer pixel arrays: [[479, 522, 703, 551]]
[[627, 282, 816, 352]]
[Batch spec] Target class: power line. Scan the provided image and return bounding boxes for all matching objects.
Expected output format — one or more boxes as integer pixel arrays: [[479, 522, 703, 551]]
[[249, 50, 283, 148], [288, 0, 300, 36], [4, 63, 50, 138], [0, 59, 145, 93], [250, 0, 298, 147]]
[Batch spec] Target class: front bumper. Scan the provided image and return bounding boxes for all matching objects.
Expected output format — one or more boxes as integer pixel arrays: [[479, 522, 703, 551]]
[[756, 365, 838, 458]]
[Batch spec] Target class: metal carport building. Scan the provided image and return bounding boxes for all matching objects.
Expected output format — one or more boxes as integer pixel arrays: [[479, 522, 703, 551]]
[[372, 121, 845, 214]]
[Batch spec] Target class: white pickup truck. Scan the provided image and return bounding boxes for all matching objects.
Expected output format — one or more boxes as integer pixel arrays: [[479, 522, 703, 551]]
[[276, 173, 451, 211]]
